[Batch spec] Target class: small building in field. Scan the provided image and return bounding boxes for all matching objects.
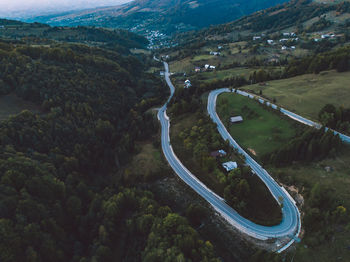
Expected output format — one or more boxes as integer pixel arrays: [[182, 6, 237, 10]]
[[267, 39, 274, 45], [253, 36, 261, 41], [230, 116, 243, 123], [194, 67, 201, 72], [204, 64, 216, 70], [222, 161, 238, 172], [210, 51, 221, 56]]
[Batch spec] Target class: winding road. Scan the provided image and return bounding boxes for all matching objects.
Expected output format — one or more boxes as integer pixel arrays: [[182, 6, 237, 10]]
[[157, 61, 301, 252]]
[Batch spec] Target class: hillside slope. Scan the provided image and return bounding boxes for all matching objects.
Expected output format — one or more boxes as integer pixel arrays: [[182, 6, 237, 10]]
[[27, 0, 289, 34], [0, 19, 227, 261], [0, 19, 148, 51]]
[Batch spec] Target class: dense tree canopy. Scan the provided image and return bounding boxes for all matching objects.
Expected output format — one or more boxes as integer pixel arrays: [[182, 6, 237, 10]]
[[0, 36, 219, 261]]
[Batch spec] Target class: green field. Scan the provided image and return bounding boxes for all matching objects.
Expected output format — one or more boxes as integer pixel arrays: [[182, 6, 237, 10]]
[[192, 54, 215, 61], [200, 67, 252, 82], [169, 57, 193, 72], [217, 93, 298, 158], [241, 70, 350, 120]]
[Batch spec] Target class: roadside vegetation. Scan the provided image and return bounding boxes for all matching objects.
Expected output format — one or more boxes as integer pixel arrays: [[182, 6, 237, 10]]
[[269, 144, 350, 262], [168, 88, 282, 226], [318, 103, 350, 136]]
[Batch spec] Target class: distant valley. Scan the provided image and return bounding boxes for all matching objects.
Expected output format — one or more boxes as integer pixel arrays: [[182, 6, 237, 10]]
[[26, 0, 289, 35]]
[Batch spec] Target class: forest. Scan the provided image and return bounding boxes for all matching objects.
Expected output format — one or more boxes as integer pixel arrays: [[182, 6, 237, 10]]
[[0, 31, 220, 261], [268, 128, 342, 166], [0, 19, 148, 52], [285, 46, 350, 76]]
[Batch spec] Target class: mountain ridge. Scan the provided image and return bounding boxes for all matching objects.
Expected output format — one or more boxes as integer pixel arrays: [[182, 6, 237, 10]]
[[26, 0, 289, 34]]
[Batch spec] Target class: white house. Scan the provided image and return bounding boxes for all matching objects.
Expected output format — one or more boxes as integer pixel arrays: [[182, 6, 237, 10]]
[[205, 64, 215, 70], [230, 116, 243, 123], [321, 34, 331, 39], [218, 45, 223, 49], [222, 161, 238, 172], [210, 51, 221, 56], [282, 32, 296, 37], [218, 150, 227, 156], [184, 79, 192, 88], [253, 36, 261, 41], [267, 40, 274, 45], [281, 46, 287, 50]]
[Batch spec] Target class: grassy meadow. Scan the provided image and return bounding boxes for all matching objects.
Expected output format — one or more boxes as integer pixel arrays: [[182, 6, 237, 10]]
[[241, 70, 350, 120], [216, 92, 298, 158]]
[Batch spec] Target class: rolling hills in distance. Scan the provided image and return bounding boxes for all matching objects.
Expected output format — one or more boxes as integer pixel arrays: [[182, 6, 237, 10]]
[[25, 0, 289, 34]]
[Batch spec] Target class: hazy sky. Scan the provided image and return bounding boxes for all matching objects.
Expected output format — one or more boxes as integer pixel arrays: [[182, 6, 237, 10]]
[[0, 0, 132, 18]]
